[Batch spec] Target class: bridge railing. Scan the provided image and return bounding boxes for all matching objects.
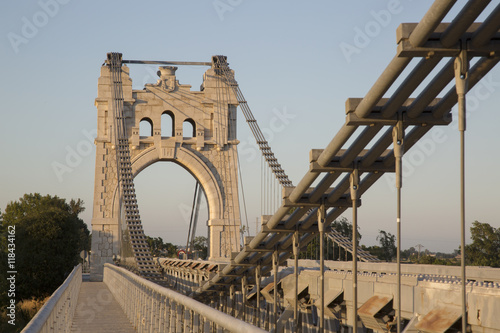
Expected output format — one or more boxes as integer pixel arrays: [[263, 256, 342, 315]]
[[103, 263, 268, 333], [21, 264, 82, 333]]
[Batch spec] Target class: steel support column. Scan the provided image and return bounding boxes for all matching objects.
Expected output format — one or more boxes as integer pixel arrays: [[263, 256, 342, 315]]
[[393, 119, 405, 333], [242, 276, 247, 322], [318, 203, 326, 333], [229, 285, 235, 317], [455, 47, 469, 333], [293, 230, 300, 333], [255, 265, 261, 327], [350, 169, 359, 333], [273, 248, 279, 331]]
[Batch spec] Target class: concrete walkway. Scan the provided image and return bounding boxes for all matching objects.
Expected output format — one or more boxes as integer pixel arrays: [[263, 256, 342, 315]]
[[71, 282, 136, 332]]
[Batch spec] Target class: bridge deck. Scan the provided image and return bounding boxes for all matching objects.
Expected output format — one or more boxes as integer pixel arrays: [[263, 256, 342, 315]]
[[71, 282, 136, 333]]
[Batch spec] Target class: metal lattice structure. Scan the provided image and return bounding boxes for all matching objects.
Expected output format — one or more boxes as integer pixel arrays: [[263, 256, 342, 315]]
[[107, 52, 161, 279], [327, 230, 380, 263], [193, 6, 500, 333], [212, 55, 294, 188]]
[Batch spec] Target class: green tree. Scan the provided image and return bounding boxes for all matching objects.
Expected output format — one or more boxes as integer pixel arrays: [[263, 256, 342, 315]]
[[401, 247, 417, 262], [0, 194, 89, 304], [332, 217, 361, 240], [145, 236, 177, 258], [146, 236, 164, 257], [331, 217, 361, 261], [193, 236, 208, 259], [465, 221, 500, 267], [376, 230, 397, 262], [362, 245, 384, 260], [300, 217, 361, 261], [165, 242, 178, 258]]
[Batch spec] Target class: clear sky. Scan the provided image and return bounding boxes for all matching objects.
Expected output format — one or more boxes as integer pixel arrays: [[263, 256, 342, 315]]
[[1, 0, 499, 253]]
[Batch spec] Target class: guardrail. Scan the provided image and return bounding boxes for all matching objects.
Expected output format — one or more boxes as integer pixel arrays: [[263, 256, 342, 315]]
[[104, 263, 268, 333], [292, 260, 500, 283], [21, 264, 82, 333]]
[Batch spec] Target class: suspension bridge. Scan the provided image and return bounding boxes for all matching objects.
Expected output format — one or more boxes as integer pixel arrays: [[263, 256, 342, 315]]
[[22, 1, 500, 332]]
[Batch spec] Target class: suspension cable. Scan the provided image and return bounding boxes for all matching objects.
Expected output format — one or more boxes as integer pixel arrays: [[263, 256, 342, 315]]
[[238, 153, 250, 237], [212, 55, 293, 188]]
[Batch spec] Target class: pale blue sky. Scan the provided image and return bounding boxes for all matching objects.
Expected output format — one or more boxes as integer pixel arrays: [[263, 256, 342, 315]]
[[1, 0, 499, 253]]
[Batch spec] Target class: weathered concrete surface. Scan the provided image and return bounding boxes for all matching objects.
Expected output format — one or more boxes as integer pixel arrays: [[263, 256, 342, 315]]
[[162, 259, 500, 332], [71, 282, 136, 332], [91, 60, 242, 280]]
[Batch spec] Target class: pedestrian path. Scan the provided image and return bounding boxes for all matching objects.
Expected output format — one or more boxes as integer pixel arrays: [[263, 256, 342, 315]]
[[71, 282, 136, 332]]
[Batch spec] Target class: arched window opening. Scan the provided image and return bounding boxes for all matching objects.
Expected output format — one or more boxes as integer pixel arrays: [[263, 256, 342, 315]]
[[183, 119, 196, 138], [161, 111, 175, 137], [139, 118, 153, 137]]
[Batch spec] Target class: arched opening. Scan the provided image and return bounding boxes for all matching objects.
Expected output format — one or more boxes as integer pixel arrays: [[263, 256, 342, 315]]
[[139, 118, 153, 137], [161, 111, 175, 137], [134, 162, 209, 258], [183, 118, 196, 138]]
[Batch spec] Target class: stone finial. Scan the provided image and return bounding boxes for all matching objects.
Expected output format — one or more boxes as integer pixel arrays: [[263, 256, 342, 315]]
[[156, 66, 178, 91], [157, 66, 178, 79]]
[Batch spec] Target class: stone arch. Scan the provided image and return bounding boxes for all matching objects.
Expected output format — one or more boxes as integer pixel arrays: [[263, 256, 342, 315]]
[[109, 146, 223, 224]]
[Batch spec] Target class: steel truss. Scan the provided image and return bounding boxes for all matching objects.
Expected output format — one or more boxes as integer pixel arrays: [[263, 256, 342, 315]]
[[193, 2, 500, 333]]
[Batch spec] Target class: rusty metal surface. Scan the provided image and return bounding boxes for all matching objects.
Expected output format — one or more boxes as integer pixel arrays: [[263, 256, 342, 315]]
[[316, 289, 343, 319], [415, 305, 461, 333], [358, 295, 392, 316]]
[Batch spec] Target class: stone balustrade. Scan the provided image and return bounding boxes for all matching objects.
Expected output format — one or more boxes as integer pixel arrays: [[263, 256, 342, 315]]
[[21, 264, 82, 333], [103, 263, 267, 333]]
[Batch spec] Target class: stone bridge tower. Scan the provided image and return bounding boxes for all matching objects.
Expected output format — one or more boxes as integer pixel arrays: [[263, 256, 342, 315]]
[[90, 57, 241, 278]]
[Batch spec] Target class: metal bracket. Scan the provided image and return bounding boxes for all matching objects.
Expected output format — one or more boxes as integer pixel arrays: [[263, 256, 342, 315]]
[[396, 23, 500, 57], [345, 98, 452, 126], [350, 169, 360, 201], [455, 43, 469, 132], [283, 194, 360, 208], [392, 115, 405, 189]]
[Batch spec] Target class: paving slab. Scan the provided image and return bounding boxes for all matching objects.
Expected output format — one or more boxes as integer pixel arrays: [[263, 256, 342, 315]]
[[71, 282, 136, 333]]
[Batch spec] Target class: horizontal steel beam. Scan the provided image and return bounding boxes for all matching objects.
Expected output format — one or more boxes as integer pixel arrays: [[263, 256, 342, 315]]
[[283, 194, 360, 209], [310, 161, 394, 173], [122, 59, 212, 66], [408, 0, 457, 47], [397, 23, 500, 57]]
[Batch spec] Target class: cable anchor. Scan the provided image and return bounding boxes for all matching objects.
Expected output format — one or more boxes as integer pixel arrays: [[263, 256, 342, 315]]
[[454, 42, 469, 132], [392, 114, 405, 189]]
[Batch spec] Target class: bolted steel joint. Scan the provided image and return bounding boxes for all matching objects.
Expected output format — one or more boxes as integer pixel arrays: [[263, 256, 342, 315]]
[[318, 203, 326, 233], [454, 48, 469, 95], [350, 169, 359, 201], [392, 117, 405, 157], [454, 47, 469, 132]]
